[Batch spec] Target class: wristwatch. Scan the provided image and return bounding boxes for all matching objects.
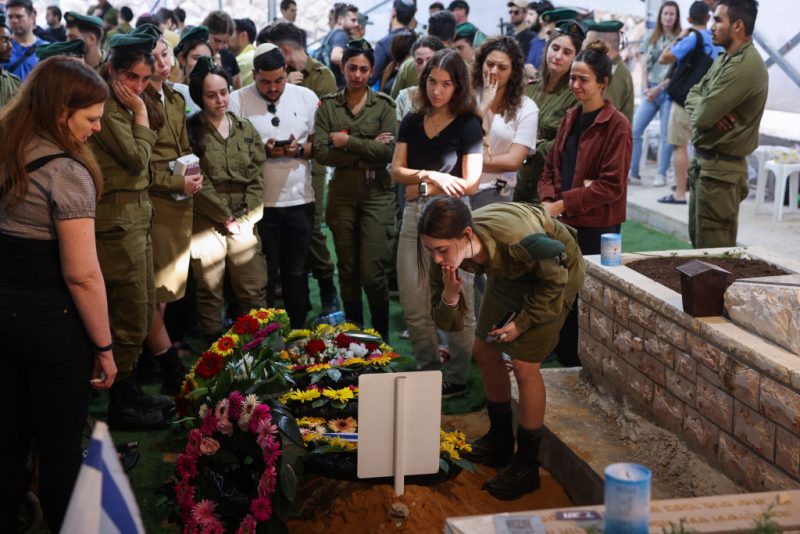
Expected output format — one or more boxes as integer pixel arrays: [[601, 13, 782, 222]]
[[296, 145, 305, 159], [418, 182, 429, 197]]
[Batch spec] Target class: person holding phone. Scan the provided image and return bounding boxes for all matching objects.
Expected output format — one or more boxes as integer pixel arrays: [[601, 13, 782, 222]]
[[419, 198, 585, 500], [229, 43, 317, 328], [314, 39, 397, 339]]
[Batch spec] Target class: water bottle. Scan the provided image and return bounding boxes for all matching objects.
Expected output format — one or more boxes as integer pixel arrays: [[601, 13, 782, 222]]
[[315, 310, 345, 327]]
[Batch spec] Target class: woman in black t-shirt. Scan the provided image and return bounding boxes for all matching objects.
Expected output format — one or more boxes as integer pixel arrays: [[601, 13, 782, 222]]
[[391, 49, 483, 398]]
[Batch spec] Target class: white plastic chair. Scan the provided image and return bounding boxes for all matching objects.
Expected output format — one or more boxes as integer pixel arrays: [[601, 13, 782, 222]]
[[764, 159, 800, 221]]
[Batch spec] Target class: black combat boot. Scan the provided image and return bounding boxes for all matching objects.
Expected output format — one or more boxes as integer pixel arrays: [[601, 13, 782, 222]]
[[342, 300, 363, 325], [108, 376, 169, 431], [483, 426, 544, 500], [368, 302, 390, 341], [136, 344, 162, 384], [318, 276, 341, 316], [156, 346, 189, 396], [462, 401, 515, 468]]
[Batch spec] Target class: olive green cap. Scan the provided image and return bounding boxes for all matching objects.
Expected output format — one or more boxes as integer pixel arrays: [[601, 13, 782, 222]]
[[552, 19, 586, 42], [64, 11, 104, 29], [541, 8, 578, 24], [584, 19, 624, 33], [130, 23, 162, 41], [107, 33, 156, 54], [357, 13, 373, 26], [519, 233, 566, 260], [174, 25, 209, 55], [455, 22, 478, 40], [35, 39, 86, 60]]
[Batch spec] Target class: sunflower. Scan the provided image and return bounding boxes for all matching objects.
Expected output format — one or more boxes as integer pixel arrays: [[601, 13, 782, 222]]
[[296, 417, 326, 428], [340, 357, 366, 367], [306, 363, 332, 374], [327, 437, 357, 450], [339, 322, 359, 332], [250, 308, 272, 323], [211, 334, 239, 356], [367, 355, 392, 366], [322, 387, 356, 403], [315, 323, 336, 335]]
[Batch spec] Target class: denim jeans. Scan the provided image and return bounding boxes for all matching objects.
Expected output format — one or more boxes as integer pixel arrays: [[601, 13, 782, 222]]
[[630, 85, 674, 178], [397, 197, 475, 385]]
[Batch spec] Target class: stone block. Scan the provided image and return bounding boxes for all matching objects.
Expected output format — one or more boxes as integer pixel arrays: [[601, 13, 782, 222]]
[[718, 432, 759, 488], [666, 368, 696, 406], [697, 363, 721, 388], [719, 355, 760, 410], [590, 307, 613, 346], [579, 331, 604, 378], [655, 314, 688, 351], [756, 461, 800, 491], [653, 385, 684, 433], [627, 320, 645, 338], [612, 323, 644, 367], [684, 406, 720, 458], [775, 427, 800, 478], [733, 400, 776, 460], [725, 276, 800, 355], [675, 351, 697, 383], [697, 376, 734, 432], [628, 298, 656, 328], [644, 330, 675, 368], [602, 285, 617, 317], [602, 352, 627, 387], [614, 292, 629, 324], [578, 298, 591, 332], [760, 377, 800, 434], [688, 334, 722, 372], [625, 362, 655, 409], [582, 275, 603, 305]]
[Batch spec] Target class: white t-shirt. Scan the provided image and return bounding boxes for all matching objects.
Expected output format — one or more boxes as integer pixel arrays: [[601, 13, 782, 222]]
[[228, 83, 318, 208], [477, 95, 538, 191]]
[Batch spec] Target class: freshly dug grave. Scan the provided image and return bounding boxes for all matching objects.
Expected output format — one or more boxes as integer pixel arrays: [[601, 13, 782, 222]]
[[286, 413, 573, 533], [626, 256, 788, 293]]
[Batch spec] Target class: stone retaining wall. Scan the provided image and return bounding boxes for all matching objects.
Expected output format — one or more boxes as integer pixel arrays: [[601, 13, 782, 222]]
[[579, 247, 800, 492]]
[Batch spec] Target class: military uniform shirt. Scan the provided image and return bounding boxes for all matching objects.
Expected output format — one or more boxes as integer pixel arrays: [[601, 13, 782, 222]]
[[0, 70, 21, 108], [390, 56, 418, 99], [293, 55, 337, 99], [685, 39, 768, 179], [149, 84, 193, 193], [604, 55, 634, 123]]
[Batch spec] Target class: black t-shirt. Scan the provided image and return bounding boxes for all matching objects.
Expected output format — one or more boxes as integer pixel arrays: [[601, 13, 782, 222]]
[[560, 107, 601, 192], [398, 112, 483, 178], [219, 49, 240, 80], [514, 28, 535, 60]]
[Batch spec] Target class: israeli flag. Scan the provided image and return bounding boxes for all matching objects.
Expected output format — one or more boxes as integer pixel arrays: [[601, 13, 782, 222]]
[[60, 421, 145, 534]]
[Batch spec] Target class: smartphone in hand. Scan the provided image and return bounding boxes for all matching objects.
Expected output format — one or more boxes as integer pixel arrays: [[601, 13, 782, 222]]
[[273, 139, 293, 147], [486, 311, 517, 342]]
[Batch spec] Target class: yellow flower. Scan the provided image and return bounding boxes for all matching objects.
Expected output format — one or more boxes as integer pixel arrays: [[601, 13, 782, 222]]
[[315, 323, 335, 335], [339, 322, 359, 332], [302, 431, 323, 443], [289, 329, 312, 340], [322, 387, 356, 403], [297, 417, 326, 428], [211, 334, 240, 356], [327, 437, 357, 450], [279, 350, 292, 361], [328, 417, 358, 433], [341, 357, 366, 367], [363, 328, 383, 339], [293, 388, 321, 403], [306, 363, 332, 373], [367, 355, 392, 366], [440, 441, 461, 461]]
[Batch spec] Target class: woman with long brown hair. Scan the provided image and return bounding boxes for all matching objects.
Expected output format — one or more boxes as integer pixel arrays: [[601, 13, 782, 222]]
[[391, 48, 483, 398], [0, 56, 116, 531], [89, 33, 173, 431]]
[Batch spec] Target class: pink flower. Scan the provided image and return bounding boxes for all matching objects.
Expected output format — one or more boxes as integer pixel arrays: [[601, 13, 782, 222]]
[[200, 519, 225, 534], [249, 403, 271, 433], [191, 499, 218, 526], [228, 391, 244, 420], [262, 437, 282, 464], [214, 398, 230, 421], [236, 514, 258, 534], [200, 413, 218, 436], [250, 497, 272, 522], [186, 429, 202, 457], [216, 418, 233, 436], [176, 453, 197, 480], [199, 437, 221, 456], [259, 464, 278, 496], [256, 417, 278, 437]]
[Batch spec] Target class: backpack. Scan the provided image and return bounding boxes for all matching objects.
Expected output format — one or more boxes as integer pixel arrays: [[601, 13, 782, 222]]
[[667, 29, 716, 106], [312, 32, 334, 69]]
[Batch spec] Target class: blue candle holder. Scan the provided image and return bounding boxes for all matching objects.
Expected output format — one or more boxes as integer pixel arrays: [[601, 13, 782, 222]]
[[604, 462, 652, 533]]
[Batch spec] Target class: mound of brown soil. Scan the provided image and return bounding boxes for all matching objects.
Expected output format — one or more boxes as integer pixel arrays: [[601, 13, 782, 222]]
[[626, 256, 787, 293]]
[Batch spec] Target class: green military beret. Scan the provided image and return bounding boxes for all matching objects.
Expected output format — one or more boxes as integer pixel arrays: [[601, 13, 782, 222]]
[[175, 25, 209, 55], [584, 19, 624, 33], [541, 8, 578, 24], [346, 38, 373, 51], [519, 234, 565, 260], [357, 13, 373, 26], [553, 19, 586, 42], [130, 23, 162, 41], [455, 22, 478, 40], [64, 11, 104, 30], [107, 33, 156, 54], [189, 55, 216, 79], [35, 39, 86, 60]]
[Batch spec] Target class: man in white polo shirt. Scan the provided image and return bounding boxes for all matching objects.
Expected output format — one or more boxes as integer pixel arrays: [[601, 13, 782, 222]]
[[228, 43, 318, 329]]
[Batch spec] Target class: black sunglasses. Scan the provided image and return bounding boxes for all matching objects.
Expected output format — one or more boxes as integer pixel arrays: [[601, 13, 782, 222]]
[[267, 103, 280, 126]]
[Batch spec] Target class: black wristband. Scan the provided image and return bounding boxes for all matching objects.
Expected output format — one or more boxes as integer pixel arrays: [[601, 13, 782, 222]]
[[94, 342, 113, 352]]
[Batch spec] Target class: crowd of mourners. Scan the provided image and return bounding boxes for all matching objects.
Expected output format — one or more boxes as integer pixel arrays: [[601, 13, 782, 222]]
[[0, 0, 767, 526]]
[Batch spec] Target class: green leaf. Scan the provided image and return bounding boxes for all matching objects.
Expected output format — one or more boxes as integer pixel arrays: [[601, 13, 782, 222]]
[[309, 372, 323, 385], [185, 386, 208, 401], [279, 461, 298, 499], [273, 409, 304, 447], [327, 368, 342, 382], [439, 458, 450, 474], [311, 398, 327, 409]]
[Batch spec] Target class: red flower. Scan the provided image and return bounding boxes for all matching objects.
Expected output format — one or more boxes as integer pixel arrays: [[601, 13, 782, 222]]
[[306, 338, 326, 357], [365, 342, 380, 352], [200, 413, 218, 436], [176, 453, 198, 479], [334, 332, 352, 348], [250, 497, 272, 522], [196, 352, 223, 379], [234, 315, 259, 335], [216, 336, 237, 353]]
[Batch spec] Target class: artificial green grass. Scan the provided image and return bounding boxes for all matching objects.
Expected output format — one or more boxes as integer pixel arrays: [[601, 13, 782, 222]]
[[83, 218, 691, 533]]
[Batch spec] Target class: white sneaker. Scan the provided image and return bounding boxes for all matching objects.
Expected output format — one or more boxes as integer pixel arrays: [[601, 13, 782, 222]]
[[628, 175, 643, 186], [652, 175, 667, 187]]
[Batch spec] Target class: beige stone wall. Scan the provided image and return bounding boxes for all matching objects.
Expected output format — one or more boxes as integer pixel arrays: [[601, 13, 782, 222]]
[[579, 264, 800, 492]]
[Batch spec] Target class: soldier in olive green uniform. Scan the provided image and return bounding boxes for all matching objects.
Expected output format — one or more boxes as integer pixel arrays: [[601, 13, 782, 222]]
[[90, 33, 172, 430], [0, 19, 21, 108], [684, 2, 767, 248], [314, 40, 397, 338], [585, 20, 634, 123], [187, 58, 267, 338]]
